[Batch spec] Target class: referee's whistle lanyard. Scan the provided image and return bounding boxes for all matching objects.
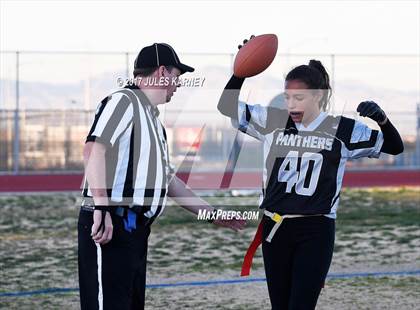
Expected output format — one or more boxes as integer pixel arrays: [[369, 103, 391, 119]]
[[240, 210, 322, 277]]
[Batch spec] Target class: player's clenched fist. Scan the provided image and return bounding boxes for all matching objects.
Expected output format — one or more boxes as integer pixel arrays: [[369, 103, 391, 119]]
[[357, 100, 387, 125]]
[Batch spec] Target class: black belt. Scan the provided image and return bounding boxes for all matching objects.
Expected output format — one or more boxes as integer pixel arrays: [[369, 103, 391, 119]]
[[80, 205, 154, 227]]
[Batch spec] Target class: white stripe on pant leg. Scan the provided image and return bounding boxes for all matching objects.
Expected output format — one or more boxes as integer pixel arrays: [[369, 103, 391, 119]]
[[96, 243, 103, 310]]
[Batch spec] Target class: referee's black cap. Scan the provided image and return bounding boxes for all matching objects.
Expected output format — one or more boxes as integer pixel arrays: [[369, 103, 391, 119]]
[[134, 43, 194, 75]]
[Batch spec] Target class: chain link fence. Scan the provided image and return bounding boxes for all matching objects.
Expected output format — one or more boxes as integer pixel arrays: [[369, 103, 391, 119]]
[[1, 51, 419, 174]]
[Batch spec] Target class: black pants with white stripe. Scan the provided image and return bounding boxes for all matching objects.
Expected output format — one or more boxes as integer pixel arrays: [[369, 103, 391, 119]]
[[262, 216, 335, 310], [78, 209, 151, 310]]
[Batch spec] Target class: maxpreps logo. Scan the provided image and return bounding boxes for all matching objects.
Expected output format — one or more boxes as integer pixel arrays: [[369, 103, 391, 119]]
[[197, 209, 259, 221], [275, 132, 334, 151]]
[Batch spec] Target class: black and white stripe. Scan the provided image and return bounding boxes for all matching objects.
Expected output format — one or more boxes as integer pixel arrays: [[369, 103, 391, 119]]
[[345, 119, 383, 159], [95, 243, 104, 310], [82, 86, 172, 219]]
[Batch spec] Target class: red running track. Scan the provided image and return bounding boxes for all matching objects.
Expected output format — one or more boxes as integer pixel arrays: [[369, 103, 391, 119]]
[[0, 170, 419, 192]]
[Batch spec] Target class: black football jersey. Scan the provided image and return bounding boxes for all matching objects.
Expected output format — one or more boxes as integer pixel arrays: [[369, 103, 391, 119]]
[[231, 101, 384, 218]]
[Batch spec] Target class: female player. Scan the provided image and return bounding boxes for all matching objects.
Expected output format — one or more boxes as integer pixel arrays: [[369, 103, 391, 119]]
[[217, 39, 404, 310]]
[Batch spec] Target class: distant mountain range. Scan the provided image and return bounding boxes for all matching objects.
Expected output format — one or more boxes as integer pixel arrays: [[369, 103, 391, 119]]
[[0, 66, 418, 135]]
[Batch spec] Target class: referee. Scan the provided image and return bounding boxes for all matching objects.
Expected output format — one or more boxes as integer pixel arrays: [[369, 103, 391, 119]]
[[78, 43, 245, 310]]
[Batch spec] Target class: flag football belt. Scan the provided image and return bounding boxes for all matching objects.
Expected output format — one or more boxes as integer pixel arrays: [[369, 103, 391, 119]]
[[240, 210, 323, 277]]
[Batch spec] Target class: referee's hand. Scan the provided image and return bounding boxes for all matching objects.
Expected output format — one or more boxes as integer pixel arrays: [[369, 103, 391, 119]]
[[91, 210, 114, 244], [213, 218, 247, 232]]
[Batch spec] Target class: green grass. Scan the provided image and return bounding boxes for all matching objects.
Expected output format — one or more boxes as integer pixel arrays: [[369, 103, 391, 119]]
[[336, 188, 420, 234]]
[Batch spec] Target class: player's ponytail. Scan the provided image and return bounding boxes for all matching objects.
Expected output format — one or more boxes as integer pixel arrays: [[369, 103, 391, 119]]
[[285, 59, 332, 111]]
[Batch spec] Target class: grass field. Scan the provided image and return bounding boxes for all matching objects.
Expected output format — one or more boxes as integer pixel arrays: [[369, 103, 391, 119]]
[[0, 187, 419, 309]]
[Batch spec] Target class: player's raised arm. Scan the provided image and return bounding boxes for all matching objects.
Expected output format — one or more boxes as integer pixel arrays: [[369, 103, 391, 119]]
[[356, 100, 404, 155], [218, 35, 284, 141], [218, 34, 277, 119], [217, 36, 252, 119], [217, 75, 246, 119]]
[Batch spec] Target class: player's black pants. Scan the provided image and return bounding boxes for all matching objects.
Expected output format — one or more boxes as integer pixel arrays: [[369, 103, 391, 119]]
[[78, 208, 151, 310], [262, 215, 335, 310]]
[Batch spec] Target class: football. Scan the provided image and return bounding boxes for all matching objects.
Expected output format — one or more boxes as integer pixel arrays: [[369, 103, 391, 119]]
[[233, 34, 278, 78]]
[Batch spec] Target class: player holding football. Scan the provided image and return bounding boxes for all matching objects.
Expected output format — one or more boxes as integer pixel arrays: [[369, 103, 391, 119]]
[[217, 38, 404, 309]]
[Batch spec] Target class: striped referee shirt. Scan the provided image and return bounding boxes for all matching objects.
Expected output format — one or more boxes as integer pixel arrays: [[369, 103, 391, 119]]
[[82, 85, 173, 219]]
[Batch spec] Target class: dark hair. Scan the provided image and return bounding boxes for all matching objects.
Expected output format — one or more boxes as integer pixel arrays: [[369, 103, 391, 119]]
[[285, 59, 332, 111], [133, 65, 175, 78]]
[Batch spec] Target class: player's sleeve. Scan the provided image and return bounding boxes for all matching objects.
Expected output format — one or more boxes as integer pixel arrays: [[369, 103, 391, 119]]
[[341, 119, 384, 159], [86, 92, 133, 148], [230, 101, 267, 141], [231, 101, 288, 141]]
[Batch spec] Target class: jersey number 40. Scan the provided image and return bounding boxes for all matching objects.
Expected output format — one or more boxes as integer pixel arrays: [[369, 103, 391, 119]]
[[277, 151, 323, 196]]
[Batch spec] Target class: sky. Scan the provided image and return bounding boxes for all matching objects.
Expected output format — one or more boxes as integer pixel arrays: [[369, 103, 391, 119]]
[[1, 0, 419, 55], [0, 0, 419, 132]]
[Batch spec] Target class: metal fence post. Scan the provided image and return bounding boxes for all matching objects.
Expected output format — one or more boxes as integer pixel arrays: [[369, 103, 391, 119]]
[[13, 51, 20, 174], [125, 52, 129, 78]]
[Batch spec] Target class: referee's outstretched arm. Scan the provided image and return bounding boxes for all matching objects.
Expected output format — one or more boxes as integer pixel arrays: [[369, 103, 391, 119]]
[[168, 175, 246, 232]]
